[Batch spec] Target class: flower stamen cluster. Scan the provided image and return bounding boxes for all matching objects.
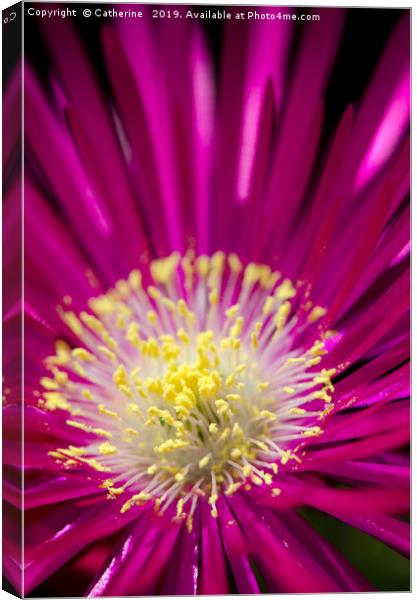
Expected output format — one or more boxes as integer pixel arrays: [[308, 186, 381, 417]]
[[42, 252, 335, 532]]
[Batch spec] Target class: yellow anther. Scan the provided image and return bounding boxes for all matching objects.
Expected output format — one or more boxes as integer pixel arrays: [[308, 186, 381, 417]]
[[225, 374, 236, 388], [113, 364, 128, 387], [289, 407, 306, 415], [230, 316, 244, 338], [102, 332, 117, 350], [243, 464, 252, 477], [126, 321, 140, 348], [82, 389, 93, 400], [252, 475, 263, 486], [147, 286, 161, 301], [209, 423, 218, 434], [125, 427, 139, 436], [151, 253, 180, 284], [257, 382, 269, 392], [88, 296, 116, 316], [228, 253, 242, 273], [107, 487, 124, 498], [54, 370, 68, 385], [98, 345, 117, 362], [314, 368, 336, 386], [186, 515, 193, 532], [128, 399, 142, 412], [304, 426, 323, 437], [40, 377, 60, 391], [128, 269, 142, 290], [199, 455, 211, 469], [73, 362, 87, 378], [98, 404, 119, 419], [115, 280, 130, 299], [286, 357, 305, 364], [147, 311, 158, 326], [219, 427, 231, 441], [196, 255, 210, 277], [61, 311, 83, 336], [307, 356, 322, 367], [281, 450, 291, 465], [80, 312, 105, 334], [99, 479, 115, 489], [208, 493, 218, 506], [177, 328, 190, 344], [215, 399, 232, 417], [262, 296, 275, 316], [154, 439, 189, 454], [282, 386, 295, 394], [260, 410, 276, 421], [92, 428, 114, 440], [176, 498, 185, 518], [85, 458, 112, 472], [225, 304, 240, 319], [147, 406, 175, 426], [121, 492, 151, 513], [210, 251, 226, 274], [66, 420, 113, 438], [177, 299, 189, 317], [225, 482, 241, 496], [230, 448, 242, 460], [243, 263, 260, 286], [98, 442, 117, 455], [208, 289, 219, 305], [275, 279, 296, 300], [255, 440, 268, 452], [310, 340, 326, 356], [46, 340, 71, 366], [72, 348, 95, 363], [251, 333, 259, 349], [232, 423, 243, 437], [308, 306, 327, 323], [321, 403, 335, 418], [274, 301, 291, 331], [43, 392, 72, 412], [313, 389, 332, 403], [271, 488, 282, 497], [115, 315, 126, 330]]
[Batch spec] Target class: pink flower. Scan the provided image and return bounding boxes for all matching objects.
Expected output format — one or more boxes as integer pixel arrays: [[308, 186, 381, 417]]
[[3, 6, 409, 595]]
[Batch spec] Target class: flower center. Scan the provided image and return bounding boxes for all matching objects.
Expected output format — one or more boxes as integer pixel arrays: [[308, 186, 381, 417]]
[[43, 252, 335, 531]]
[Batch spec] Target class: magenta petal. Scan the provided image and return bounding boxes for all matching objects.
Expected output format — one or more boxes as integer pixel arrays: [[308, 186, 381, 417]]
[[231, 494, 344, 592], [318, 460, 409, 489], [87, 514, 179, 597], [23, 500, 144, 594], [159, 517, 200, 594], [218, 497, 261, 593], [38, 18, 148, 268], [199, 502, 229, 593], [335, 513, 410, 557], [261, 479, 409, 517]]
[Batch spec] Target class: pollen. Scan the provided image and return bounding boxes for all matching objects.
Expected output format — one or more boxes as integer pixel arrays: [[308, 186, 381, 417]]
[[44, 252, 335, 531]]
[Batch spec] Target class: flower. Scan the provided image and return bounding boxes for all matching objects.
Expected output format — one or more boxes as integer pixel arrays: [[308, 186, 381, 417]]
[[3, 5, 410, 596]]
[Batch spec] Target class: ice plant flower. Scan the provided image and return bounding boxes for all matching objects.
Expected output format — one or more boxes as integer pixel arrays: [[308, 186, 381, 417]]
[[3, 6, 410, 596]]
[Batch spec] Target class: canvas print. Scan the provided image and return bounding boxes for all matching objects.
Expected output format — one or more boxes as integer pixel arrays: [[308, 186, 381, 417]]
[[2, 2, 410, 596]]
